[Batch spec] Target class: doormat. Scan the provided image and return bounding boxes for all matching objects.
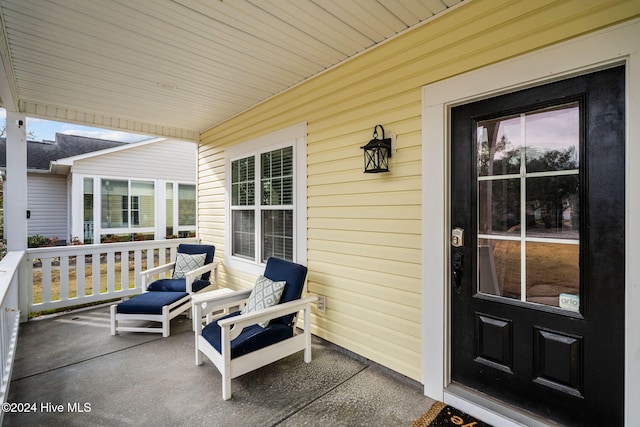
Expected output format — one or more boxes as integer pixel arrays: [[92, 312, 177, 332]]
[[411, 401, 492, 427]]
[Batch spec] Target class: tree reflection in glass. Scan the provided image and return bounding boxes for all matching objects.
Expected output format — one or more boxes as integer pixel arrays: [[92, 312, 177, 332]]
[[476, 102, 580, 310]]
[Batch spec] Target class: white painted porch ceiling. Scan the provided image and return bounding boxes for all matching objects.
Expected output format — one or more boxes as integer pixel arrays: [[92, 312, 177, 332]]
[[0, 0, 462, 140]]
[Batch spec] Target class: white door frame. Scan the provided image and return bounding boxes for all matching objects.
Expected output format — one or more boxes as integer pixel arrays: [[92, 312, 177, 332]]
[[421, 18, 640, 424]]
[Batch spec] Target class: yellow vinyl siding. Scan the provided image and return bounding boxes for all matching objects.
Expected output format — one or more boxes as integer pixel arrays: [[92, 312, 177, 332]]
[[199, 0, 640, 381]]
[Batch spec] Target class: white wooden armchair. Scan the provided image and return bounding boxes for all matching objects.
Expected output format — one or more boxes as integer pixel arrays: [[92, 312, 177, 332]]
[[192, 257, 316, 400]]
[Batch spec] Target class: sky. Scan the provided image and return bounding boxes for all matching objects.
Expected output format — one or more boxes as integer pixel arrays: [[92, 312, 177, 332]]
[[0, 108, 151, 143]]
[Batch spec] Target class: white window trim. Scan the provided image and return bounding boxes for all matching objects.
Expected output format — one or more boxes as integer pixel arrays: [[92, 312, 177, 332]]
[[160, 181, 197, 238], [175, 182, 197, 232], [421, 18, 639, 424], [225, 123, 307, 277]]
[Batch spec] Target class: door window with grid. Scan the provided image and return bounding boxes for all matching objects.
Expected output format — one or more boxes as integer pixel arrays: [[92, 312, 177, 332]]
[[477, 102, 580, 311]]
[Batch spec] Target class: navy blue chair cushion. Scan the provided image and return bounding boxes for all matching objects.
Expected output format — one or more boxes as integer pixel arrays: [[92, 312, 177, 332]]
[[263, 258, 308, 326], [146, 244, 215, 292], [147, 278, 210, 293], [117, 291, 189, 315], [201, 311, 294, 359], [176, 244, 215, 281]]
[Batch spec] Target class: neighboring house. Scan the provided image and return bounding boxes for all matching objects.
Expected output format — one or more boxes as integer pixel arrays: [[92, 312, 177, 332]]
[[198, 5, 639, 427], [0, 133, 197, 244]]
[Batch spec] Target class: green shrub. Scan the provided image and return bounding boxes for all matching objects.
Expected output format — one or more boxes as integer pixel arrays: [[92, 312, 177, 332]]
[[28, 235, 57, 248]]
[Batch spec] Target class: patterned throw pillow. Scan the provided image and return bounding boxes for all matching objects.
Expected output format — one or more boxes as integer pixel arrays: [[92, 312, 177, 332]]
[[172, 253, 206, 279], [241, 275, 286, 327]]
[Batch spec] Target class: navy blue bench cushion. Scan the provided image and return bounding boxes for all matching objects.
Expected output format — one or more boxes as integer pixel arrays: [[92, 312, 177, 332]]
[[147, 278, 209, 293], [201, 311, 294, 359], [117, 291, 189, 315]]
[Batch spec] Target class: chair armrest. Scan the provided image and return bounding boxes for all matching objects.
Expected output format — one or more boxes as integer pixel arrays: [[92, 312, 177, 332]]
[[192, 288, 252, 320], [185, 261, 219, 293], [218, 296, 317, 340], [192, 288, 253, 333], [140, 262, 175, 289], [192, 288, 252, 306]]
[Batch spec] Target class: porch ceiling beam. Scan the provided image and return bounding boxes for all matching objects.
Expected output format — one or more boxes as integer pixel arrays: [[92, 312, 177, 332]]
[[19, 100, 198, 141], [0, 10, 18, 111]]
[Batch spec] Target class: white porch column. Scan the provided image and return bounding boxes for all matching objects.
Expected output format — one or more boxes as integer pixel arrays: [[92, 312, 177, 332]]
[[5, 111, 27, 251]]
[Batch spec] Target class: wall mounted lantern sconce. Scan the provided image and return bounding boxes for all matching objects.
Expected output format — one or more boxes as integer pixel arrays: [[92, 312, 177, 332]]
[[361, 125, 392, 173]]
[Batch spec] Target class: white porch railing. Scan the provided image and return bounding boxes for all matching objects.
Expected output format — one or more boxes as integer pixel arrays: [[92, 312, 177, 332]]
[[0, 250, 23, 418], [0, 238, 200, 416], [23, 238, 199, 318]]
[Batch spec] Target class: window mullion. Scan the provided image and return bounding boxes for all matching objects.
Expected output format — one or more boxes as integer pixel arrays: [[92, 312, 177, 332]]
[[127, 180, 132, 229], [520, 114, 527, 303], [255, 153, 261, 263]]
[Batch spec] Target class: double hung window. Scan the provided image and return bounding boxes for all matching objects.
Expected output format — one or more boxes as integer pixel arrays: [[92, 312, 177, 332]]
[[225, 123, 306, 273], [231, 146, 294, 263]]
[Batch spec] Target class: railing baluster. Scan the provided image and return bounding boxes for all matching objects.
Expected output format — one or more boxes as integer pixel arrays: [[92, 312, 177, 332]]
[[120, 250, 129, 291], [77, 255, 86, 297], [60, 256, 69, 301], [107, 252, 115, 294], [134, 250, 142, 290], [92, 253, 101, 296], [41, 258, 52, 305], [0, 312, 5, 386], [161, 247, 168, 266], [146, 248, 155, 272], [26, 259, 34, 307]]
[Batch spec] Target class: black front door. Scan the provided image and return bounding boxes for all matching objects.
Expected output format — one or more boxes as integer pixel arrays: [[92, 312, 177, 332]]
[[450, 66, 625, 426]]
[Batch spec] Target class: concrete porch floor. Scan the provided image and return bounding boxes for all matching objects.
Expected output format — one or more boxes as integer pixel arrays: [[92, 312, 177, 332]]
[[5, 306, 434, 426]]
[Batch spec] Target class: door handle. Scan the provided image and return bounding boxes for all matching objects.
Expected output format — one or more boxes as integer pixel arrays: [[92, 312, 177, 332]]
[[452, 252, 464, 294]]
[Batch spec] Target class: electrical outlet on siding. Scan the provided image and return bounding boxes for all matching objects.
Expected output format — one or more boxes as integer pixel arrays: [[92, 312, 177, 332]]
[[316, 295, 326, 314]]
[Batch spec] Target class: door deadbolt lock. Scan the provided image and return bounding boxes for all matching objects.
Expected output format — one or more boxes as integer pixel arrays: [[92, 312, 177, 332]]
[[451, 228, 464, 247]]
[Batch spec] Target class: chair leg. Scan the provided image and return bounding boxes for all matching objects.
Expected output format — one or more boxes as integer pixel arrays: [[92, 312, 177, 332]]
[[110, 304, 117, 336], [162, 305, 170, 337], [195, 337, 203, 366], [222, 326, 232, 400], [222, 372, 232, 401], [303, 306, 312, 363], [304, 338, 312, 363], [193, 302, 203, 365]]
